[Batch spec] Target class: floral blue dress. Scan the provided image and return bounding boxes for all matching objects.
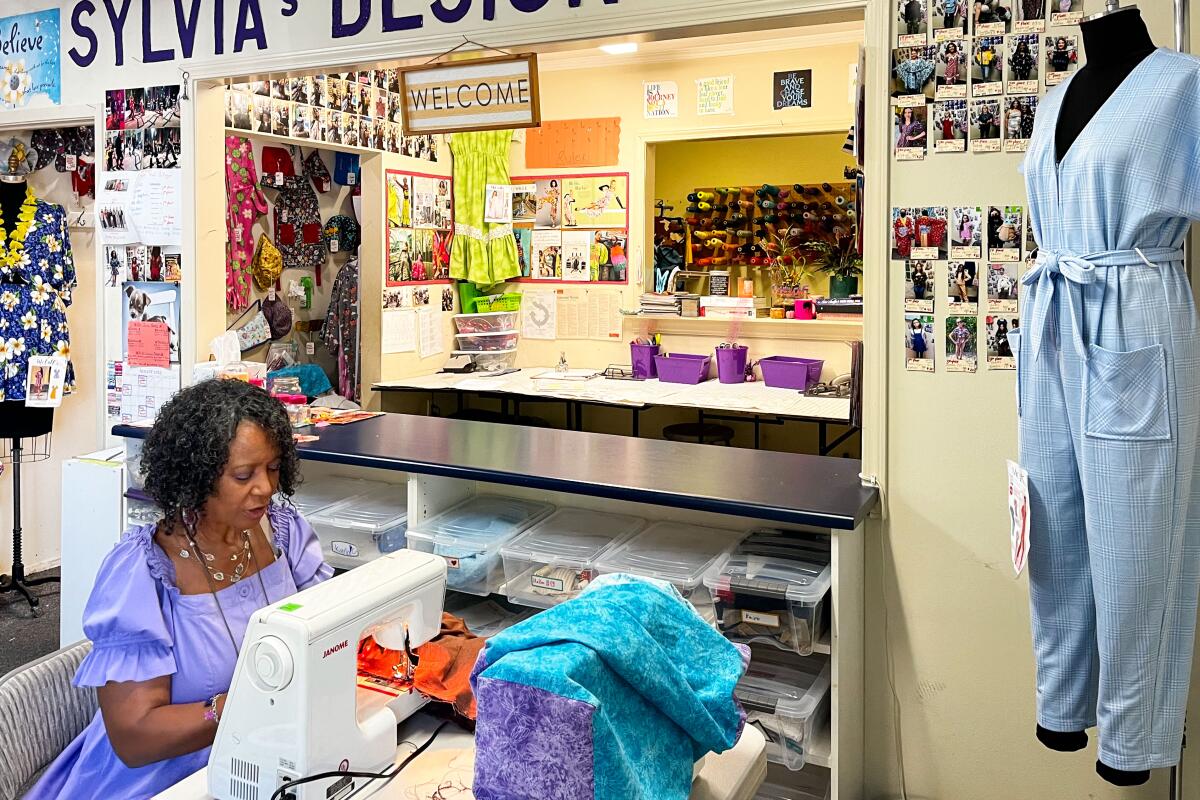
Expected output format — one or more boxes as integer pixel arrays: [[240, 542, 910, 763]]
[[0, 192, 77, 401]]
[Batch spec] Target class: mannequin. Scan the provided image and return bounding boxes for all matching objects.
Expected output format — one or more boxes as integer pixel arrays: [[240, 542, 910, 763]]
[[1055, 7, 1156, 161]]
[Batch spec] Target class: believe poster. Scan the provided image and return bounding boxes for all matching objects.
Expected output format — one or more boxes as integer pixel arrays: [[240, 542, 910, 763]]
[[0, 9, 60, 109]]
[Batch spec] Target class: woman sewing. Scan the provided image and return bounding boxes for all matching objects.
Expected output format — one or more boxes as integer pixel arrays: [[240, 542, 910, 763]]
[[25, 379, 333, 800]]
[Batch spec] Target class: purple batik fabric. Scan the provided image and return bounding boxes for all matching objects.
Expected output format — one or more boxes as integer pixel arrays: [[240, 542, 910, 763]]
[[473, 676, 595, 800]]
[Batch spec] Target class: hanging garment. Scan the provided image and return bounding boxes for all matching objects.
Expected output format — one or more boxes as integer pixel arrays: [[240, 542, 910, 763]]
[[894, 58, 936, 93], [224, 136, 268, 310], [449, 130, 520, 287], [274, 176, 326, 281], [943, 51, 963, 84], [1018, 48, 1200, 772], [322, 258, 359, 402], [0, 188, 77, 401]]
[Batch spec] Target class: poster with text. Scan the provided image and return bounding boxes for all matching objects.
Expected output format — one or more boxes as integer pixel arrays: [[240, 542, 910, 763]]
[[122, 281, 180, 363], [696, 76, 734, 115], [643, 81, 679, 119], [1, 9, 61, 109], [532, 230, 562, 279]]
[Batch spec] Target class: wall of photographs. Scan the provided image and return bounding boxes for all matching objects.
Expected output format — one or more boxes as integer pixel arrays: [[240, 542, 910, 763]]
[[224, 72, 440, 160], [891, 0, 1080, 161], [384, 169, 454, 309], [511, 172, 630, 284]]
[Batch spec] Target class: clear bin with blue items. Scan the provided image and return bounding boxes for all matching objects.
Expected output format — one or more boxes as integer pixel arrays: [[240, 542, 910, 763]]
[[593, 521, 743, 622], [705, 528, 832, 656], [405, 495, 555, 595], [501, 508, 647, 609], [737, 649, 830, 771], [308, 483, 409, 571]]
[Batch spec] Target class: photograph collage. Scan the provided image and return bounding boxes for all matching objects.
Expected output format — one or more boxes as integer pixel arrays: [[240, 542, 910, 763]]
[[896, 203, 1028, 373], [892, 0, 1081, 159], [512, 173, 630, 284], [103, 85, 183, 171], [224, 71, 439, 160], [384, 170, 454, 296]]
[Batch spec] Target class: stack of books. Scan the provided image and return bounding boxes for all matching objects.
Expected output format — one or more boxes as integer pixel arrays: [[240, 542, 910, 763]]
[[639, 293, 683, 317]]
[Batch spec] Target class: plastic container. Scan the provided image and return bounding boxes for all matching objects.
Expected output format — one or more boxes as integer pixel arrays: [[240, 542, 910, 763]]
[[705, 529, 832, 656], [455, 331, 521, 352], [737, 650, 831, 771], [453, 311, 519, 335], [289, 476, 378, 520], [715, 345, 749, 384], [453, 349, 518, 373], [501, 508, 647, 609], [406, 495, 555, 595], [754, 765, 830, 800], [654, 353, 712, 384], [125, 438, 144, 492], [759, 356, 824, 390], [630, 343, 660, 379], [472, 293, 522, 313], [309, 483, 409, 570], [277, 394, 309, 426]]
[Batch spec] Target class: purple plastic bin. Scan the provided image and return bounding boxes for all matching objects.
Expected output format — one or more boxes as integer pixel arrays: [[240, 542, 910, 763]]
[[715, 346, 748, 384], [759, 356, 824, 390], [655, 353, 711, 385], [631, 343, 660, 379]]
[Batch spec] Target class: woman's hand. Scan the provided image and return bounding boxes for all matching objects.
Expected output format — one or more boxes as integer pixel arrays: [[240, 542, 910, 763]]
[[98, 677, 225, 768]]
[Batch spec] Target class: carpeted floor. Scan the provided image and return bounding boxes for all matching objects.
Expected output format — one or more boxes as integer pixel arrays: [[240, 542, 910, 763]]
[[0, 568, 61, 676]]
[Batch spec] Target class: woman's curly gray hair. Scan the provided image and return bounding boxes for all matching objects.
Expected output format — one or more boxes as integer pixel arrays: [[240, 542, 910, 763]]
[[140, 379, 299, 520]]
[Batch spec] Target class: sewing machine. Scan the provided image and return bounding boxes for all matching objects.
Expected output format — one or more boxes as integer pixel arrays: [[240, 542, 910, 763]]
[[207, 550, 447, 800]]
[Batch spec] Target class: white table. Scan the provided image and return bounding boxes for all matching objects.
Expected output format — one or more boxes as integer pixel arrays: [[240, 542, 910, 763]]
[[374, 369, 854, 453], [154, 713, 766, 800]]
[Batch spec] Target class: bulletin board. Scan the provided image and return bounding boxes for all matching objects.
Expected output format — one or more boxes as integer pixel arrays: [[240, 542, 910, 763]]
[[384, 169, 454, 298], [510, 171, 630, 285]]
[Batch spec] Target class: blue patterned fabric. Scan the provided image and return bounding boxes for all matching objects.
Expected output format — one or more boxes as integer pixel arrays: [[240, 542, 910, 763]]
[[1019, 47, 1200, 772], [470, 574, 748, 800], [894, 59, 935, 92], [0, 199, 77, 401]]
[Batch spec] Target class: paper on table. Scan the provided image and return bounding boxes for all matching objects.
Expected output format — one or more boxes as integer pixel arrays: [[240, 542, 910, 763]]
[[127, 169, 183, 246], [418, 307, 444, 358], [382, 309, 416, 354], [522, 291, 556, 340], [126, 320, 171, 368]]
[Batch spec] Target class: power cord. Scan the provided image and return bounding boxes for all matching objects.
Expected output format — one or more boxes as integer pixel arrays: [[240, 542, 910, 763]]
[[268, 720, 450, 800]]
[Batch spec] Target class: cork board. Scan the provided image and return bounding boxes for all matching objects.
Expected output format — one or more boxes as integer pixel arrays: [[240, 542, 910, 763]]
[[524, 117, 621, 169]]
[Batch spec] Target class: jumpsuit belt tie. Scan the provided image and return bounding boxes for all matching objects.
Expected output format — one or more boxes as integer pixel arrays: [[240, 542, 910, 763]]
[[1021, 246, 1183, 363]]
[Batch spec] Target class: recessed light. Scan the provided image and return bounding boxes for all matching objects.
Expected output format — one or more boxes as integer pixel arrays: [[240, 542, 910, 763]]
[[600, 42, 638, 55]]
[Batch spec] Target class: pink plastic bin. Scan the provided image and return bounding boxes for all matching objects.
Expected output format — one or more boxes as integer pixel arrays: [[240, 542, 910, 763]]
[[758, 356, 824, 390], [654, 353, 711, 384]]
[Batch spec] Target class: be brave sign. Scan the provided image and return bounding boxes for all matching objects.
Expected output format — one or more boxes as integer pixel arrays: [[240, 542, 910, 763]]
[[400, 53, 540, 135]]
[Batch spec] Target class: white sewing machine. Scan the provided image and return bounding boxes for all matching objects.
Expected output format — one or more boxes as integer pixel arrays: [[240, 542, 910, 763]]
[[207, 550, 447, 800]]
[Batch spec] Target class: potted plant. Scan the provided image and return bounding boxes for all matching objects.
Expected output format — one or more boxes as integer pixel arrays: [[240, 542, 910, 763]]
[[810, 236, 863, 299], [764, 226, 815, 307]]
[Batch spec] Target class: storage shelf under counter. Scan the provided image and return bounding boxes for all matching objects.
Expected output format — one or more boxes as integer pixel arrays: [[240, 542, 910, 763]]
[[113, 413, 876, 799]]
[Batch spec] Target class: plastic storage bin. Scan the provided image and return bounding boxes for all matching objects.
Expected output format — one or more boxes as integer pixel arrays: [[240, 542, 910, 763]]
[[290, 476, 379, 520], [501, 508, 647, 608], [754, 765, 830, 800], [758, 356, 824, 390], [594, 521, 742, 620], [309, 483, 409, 570], [705, 529, 832, 656], [654, 353, 712, 384], [455, 331, 521, 352], [737, 650, 831, 771], [406, 495, 555, 595], [453, 311, 519, 335], [453, 348, 518, 373], [473, 293, 522, 313]]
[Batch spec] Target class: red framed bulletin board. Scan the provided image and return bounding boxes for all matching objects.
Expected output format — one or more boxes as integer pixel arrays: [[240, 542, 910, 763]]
[[384, 169, 454, 288]]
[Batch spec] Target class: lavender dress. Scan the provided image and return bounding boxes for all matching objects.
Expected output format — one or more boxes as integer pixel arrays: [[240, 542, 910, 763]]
[[25, 503, 333, 800]]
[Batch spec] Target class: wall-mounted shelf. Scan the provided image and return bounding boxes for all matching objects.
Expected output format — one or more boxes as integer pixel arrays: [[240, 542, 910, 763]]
[[624, 315, 863, 342]]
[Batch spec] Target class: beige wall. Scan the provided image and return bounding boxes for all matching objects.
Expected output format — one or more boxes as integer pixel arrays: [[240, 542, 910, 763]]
[[0, 150, 100, 574]]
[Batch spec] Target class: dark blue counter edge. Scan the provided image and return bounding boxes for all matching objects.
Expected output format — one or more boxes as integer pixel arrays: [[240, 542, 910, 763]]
[[113, 424, 875, 531]]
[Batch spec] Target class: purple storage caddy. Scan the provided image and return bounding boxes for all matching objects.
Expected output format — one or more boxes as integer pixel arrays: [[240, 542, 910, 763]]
[[631, 343, 660, 379], [758, 356, 824, 390], [654, 353, 711, 384], [715, 345, 748, 384]]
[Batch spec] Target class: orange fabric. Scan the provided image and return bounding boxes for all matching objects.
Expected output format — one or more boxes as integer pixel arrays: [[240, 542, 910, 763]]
[[414, 613, 486, 720]]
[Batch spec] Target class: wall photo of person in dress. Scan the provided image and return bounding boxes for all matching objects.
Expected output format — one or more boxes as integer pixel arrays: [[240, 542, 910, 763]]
[[892, 46, 939, 100], [893, 207, 917, 259], [934, 99, 968, 152], [947, 260, 979, 313], [935, 40, 968, 99], [1006, 34, 1040, 94], [946, 316, 978, 372], [905, 314, 936, 372], [951, 206, 983, 258], [905, 260, 935, 313], [1003, 95, 1038, 153], [1015, 0, 1045, 32], [986, 315, 1018, 369], [897, 0, 929, 43], [973, 36, 1005, 95], [1051, 0, 1083, 26], [894, 104, 929, 160], [934, 0, 967, 37], [974, 0, 1012, 35], [970, 99, 1002, 152]]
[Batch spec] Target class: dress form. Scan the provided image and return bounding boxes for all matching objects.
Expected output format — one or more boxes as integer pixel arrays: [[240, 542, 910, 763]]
[[1055, 8, 1156, 161]]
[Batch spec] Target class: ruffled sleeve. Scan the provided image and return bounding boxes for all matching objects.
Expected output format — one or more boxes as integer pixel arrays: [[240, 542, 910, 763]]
[[269, 503, 334, 590], [73, 528, 177, 688]]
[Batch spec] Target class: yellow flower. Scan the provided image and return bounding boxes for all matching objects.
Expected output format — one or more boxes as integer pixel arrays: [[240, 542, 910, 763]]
[[39, 321, 51, 342], [19, 311, 35, 330], [45, 237, 61, 253], [0, 339, 10, 362], [10, 337, 24, 358], [1, 59, 32, 107], [54, 340, 69, 360]]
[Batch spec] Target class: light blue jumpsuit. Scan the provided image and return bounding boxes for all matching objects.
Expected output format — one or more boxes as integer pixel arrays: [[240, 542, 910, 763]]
[[1018, 48, 1200, 771]]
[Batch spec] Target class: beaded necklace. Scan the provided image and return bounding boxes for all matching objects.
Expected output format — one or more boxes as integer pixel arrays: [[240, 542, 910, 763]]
[[0, 186, 37, 273]]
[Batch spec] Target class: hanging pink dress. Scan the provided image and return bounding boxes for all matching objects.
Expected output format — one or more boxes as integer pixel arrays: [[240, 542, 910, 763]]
[[225, 136, 268, 310]]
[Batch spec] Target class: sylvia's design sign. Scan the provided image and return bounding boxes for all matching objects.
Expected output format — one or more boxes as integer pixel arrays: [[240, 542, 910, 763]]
[[400, 54, 540, 135]]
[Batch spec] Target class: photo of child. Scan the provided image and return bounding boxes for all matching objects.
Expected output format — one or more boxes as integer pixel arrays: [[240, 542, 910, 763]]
[[946, 316, 978, 372], [904, 260, 935, 313], [947, 260, 979, 312], [905, 314, 936, 372], [986, 316, 1019, 369]]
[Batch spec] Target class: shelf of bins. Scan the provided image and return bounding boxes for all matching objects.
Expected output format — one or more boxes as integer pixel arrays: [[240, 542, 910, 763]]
[[808, 724, 832, 769]]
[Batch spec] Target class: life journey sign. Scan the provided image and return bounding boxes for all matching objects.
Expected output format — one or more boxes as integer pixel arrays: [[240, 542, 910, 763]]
[[400, 53, 540, 135]]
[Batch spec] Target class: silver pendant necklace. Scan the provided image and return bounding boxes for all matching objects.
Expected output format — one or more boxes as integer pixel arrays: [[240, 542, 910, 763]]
[[182, 518, 274, 657]]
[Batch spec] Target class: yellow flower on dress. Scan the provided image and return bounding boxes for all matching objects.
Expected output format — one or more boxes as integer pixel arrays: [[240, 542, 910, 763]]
[[19, 311, 36, 330], [45, 237, 61, 253], [54, 340, 69, 360], [1, 59, 32, 107], [30, 277, 50, 305], [40, 321, 51, 342], [10, 337, 24, 358]]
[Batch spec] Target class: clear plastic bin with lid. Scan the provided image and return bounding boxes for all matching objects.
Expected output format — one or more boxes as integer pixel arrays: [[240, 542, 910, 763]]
[[593, 521, 743, 621], [705, 529, 832, 656], [307, 482, 409, 570], [753, 764, 830, 800], [737, 648, 830, 771], [501, 508, 647, 608], [288, 475, 377, 520], [406, 495, 555, 595]]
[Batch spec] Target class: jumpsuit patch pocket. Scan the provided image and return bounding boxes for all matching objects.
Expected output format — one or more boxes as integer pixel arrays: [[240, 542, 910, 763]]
[[1084, 343, 1171, 441], [1008, 330, 1022, 416]]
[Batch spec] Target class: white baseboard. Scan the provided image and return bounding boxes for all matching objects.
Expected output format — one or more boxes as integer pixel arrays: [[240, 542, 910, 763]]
[[25, 557, 62, 575]]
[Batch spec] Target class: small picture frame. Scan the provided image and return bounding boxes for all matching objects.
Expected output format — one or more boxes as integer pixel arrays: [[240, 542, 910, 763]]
[[945, 316, 978, 373]]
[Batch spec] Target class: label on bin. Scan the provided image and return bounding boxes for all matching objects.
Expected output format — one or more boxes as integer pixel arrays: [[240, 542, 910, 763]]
[[445, 556, 460, 569], [742, 610, 780, 628], [531, 574, 565, 593], [331, 541, 359, 558]]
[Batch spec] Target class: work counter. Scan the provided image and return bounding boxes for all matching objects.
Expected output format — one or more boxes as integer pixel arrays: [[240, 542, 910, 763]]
[[114, 412, 876, 530]]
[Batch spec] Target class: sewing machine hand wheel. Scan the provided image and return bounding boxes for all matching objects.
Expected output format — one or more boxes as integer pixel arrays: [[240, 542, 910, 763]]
[[248, 635, 294, 692]]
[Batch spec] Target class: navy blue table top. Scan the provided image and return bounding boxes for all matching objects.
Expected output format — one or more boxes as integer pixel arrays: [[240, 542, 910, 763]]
[[115, 413, 876, 530]]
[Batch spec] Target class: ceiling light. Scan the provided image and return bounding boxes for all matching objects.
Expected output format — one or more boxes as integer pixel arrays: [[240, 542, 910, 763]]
[[600, 42, 638, 55]]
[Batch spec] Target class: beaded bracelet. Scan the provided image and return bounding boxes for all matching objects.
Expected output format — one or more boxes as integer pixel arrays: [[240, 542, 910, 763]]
[[204, 693, 224, 725]]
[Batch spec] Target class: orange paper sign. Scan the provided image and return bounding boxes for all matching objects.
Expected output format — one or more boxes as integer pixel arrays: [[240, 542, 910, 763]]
[[127, 321, 170, 368], [525, 118, 621, 169]]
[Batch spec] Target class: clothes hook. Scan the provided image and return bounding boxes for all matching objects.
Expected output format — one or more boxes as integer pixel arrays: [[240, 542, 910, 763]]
[[179, 71, 190, 101]]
